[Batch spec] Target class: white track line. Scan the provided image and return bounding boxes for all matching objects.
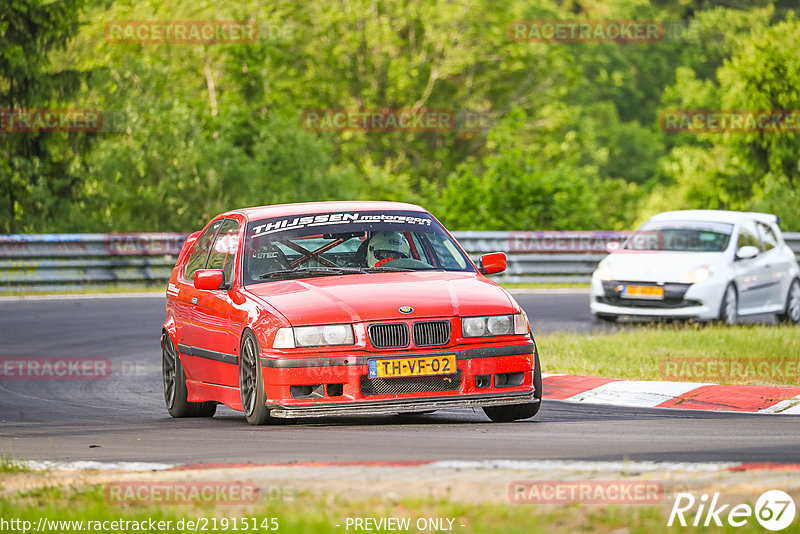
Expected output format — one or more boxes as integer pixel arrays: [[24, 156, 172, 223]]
[[435, 460, 742, 472], [564, 380, 714, 408], [758, 395, 800, 414]]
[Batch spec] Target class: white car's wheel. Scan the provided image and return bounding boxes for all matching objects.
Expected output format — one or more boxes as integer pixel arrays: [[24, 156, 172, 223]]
[[777, 279, 800, 325], [239, 330, 274, 425], [719, 283, 738, 325]]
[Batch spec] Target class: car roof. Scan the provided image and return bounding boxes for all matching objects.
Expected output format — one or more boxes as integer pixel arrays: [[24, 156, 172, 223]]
[[221, 201, 428, 220], [647, 209, 778, 226]]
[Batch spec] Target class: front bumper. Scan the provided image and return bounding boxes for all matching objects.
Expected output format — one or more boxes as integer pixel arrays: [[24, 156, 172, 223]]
[[267, 390, 537, 418]]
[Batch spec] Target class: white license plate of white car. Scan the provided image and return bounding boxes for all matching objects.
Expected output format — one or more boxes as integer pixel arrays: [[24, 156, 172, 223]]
[[622, 284, 664, 299]]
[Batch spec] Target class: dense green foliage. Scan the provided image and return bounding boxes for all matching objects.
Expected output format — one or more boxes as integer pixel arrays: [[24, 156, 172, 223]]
[[1, 0, 799, 233]]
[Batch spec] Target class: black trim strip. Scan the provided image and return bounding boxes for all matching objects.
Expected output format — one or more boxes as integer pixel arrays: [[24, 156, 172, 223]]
[[177, 344, 238, 364], [260, 344, 533, 369]]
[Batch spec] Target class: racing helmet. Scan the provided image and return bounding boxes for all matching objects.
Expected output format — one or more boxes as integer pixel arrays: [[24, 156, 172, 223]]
[[366, 232, 411, 266]]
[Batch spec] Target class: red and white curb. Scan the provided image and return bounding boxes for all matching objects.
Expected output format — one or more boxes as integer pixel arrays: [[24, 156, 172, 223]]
[[543, 374, 800, 414]]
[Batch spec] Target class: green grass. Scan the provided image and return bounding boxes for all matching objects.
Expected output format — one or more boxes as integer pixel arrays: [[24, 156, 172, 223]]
[[537, 324, 800, 385], [0, 483, 779, 534], [0, 287, 164, 298]]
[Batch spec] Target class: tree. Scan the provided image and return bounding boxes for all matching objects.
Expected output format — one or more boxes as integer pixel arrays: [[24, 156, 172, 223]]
[[650, 15, 800, 229]]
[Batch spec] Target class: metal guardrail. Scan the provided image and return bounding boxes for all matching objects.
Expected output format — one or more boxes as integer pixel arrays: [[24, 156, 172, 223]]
[[0, 234, 187, 292], [1, 232, 799, 291]]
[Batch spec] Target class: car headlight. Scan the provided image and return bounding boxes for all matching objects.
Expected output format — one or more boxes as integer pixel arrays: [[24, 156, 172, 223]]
[[596, 262, 614, 281], [462, 313, 528, 337], [680, 265, 711, 284], [273, 324, 355, 348]]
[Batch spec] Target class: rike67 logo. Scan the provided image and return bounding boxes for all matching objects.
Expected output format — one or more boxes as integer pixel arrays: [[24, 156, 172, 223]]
[[669, 490, 796, 531]]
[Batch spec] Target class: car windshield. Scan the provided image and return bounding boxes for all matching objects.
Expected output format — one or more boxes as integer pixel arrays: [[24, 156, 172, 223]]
[[243, 210, 473, 284], [622, 220, 734, 252]]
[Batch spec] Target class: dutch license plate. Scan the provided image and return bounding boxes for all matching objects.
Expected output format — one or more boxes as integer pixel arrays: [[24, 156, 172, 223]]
[[368, 355, 456, 378], [622, 284, 664, 299]]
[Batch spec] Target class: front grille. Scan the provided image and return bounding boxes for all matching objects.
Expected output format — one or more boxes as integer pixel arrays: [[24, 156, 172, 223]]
[[412, 321, 451, 347], [360, 371, 462, 396], [368, 323, 410, 349], [600, 281, 697, 308]]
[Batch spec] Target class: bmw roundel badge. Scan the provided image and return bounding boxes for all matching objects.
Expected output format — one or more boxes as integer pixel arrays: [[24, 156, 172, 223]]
[[398, 306, 414, 314]]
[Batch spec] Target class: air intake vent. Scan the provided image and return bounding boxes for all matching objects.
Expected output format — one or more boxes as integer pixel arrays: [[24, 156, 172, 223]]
[[412, 321, 451, 347], [368, 323, 410, 349]]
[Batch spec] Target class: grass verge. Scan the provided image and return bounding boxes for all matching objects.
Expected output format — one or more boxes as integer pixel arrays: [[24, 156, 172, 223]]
[[500, 282, 590, 289], [0, 483, 776, 534], [0, 287, 164, 298], [537, 324, 800, 385], [0, 455, 31, 474]]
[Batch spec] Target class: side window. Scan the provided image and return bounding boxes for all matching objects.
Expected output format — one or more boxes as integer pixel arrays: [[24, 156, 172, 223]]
[[206, 219, 240, 284], [737, 220, 762, 251], [757, 222, 778, 251], [184, 220, 223, 281]]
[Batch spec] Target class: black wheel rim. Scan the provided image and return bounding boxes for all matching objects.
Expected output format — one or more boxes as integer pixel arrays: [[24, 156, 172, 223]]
[[240, 336, 258, 416], [162, 335, 176, 408]]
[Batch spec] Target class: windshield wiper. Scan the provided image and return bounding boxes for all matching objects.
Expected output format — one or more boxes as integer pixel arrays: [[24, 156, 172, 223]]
[[259, 267, 365, 279]]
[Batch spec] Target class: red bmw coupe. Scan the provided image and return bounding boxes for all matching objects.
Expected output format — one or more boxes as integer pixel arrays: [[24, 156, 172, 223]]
[[161, 201, 541, 424]]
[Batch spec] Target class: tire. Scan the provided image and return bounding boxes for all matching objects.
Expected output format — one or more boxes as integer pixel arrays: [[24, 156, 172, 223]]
[[161, 332, 217, 418], [239, 330, 273, 425], [483, 346, 542, 423], [718, 283, 738, 325], [777, 278, 800, 325], [595, 313, 618, 323]]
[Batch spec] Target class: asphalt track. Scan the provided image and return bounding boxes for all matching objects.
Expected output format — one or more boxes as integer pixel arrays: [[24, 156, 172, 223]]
[[0, 292, 797, 465]]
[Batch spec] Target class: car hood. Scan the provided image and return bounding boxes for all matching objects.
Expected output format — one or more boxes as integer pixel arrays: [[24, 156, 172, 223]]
[[600, 251, 726, 282], [244, 271, 517, 325]]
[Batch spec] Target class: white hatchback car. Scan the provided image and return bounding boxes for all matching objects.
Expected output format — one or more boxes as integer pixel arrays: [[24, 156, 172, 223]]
[[590, 210, 800, 324]]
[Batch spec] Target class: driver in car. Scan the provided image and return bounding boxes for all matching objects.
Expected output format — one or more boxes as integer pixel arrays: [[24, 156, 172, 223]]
[[366, 232, 411, 267]]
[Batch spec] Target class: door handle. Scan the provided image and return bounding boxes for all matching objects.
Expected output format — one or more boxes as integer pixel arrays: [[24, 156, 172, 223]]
[[191, 297, 198, 305]]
